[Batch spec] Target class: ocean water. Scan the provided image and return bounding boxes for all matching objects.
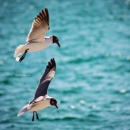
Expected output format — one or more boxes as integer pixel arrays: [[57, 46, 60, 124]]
[[0, 0, 130, 129]]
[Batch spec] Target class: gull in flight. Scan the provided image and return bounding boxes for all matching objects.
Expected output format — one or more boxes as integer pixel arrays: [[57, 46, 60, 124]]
[[17, 58, 58, 121], [14, 8, 60, 62]]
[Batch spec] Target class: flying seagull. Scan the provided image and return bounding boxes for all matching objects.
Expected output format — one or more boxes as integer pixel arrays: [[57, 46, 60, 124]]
[[14, 8, 60, 62], [17, 58, 58, 121]]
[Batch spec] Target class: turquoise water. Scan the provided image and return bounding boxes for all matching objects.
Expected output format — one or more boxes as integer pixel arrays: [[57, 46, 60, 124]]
[[0, 0, 130, 129]]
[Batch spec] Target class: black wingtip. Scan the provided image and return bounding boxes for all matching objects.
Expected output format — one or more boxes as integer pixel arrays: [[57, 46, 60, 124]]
[[46, 58, 56, 70], [45, 8, 48, 11], [45, 8, 49, 25], [35, 8, 49, 26]]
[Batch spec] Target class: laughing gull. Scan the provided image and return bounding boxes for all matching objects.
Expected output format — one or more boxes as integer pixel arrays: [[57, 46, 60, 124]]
[[17, 58, 58, 121], [14, 8, 60, 62]]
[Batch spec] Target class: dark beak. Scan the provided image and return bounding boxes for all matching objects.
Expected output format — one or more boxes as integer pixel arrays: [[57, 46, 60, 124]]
[[56, 41, 60, 48], [55, 104, 58, 109]]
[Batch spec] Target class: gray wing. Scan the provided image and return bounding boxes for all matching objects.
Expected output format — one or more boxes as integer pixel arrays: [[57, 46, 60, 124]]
[[34, 58, 56, 99], [26, 8, 50, 42]]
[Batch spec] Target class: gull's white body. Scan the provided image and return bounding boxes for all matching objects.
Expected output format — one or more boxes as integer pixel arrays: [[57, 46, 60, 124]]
[[30, 99, 50, 111], [14, 9, 55, 60], [29, 95, 51, 112], [14, 36, 53, 57]]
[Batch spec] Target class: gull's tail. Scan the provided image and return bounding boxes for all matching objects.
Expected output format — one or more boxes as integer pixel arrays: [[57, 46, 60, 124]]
[[17, 104, 31, 117], [14, 45, 26, 57]]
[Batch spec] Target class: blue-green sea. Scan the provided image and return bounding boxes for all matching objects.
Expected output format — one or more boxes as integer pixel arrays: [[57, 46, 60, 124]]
[[0, 0, 130, 129]]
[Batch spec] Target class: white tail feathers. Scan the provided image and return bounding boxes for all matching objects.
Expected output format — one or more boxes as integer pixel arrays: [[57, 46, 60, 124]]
[[14, 45, 26, 57], [17, 104, 30, 117], [17, 102, 34, 116], [17, 107, 28, 117]]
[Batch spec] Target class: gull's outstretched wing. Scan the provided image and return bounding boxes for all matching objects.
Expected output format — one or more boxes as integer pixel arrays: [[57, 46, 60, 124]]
[[34, 58, 56, 99], [26, 8, 50, 42]]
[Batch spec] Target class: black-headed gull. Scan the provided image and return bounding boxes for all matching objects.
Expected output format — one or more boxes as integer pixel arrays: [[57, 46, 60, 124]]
[[17, 58, 58, 121], [14, 8, 60, 62]]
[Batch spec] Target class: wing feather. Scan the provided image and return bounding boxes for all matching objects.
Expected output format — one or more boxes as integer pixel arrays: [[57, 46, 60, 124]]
[[26, 8, 50, 42], [34, 58, 56, 99]]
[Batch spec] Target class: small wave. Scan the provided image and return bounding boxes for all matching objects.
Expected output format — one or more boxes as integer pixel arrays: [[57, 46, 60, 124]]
[[67, 55, 107, 64]]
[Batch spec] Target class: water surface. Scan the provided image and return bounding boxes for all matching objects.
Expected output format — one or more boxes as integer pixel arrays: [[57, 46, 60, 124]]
[[0, 0, 130, 130]]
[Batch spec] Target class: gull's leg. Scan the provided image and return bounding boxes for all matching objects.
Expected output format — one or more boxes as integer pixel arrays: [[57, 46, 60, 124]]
[[19, 49, 29, 62], [35, 111, 39, 120], [32, 111, 35, 121]]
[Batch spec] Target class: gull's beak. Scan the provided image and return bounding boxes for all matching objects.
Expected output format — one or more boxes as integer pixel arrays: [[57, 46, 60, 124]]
[[55, 104, 58, 109], [56, 41, 60, 48]]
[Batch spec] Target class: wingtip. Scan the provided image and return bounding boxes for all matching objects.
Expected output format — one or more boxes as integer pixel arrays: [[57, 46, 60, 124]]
[[46, 58, 56, 70], [51, 58, 56, 66], [35, 8, 49, 26], [51, 58, 55, 62], [45, 8, 48, 11]]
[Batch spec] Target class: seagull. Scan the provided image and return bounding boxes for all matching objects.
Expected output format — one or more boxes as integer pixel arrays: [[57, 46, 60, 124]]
[[17, 58, 58, 121], [14, 8, 60, 62]]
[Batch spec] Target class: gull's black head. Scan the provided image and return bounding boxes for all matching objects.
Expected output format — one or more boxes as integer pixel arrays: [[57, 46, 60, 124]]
[[50, 98, 58, 109], [52, 35, 60, 47]]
